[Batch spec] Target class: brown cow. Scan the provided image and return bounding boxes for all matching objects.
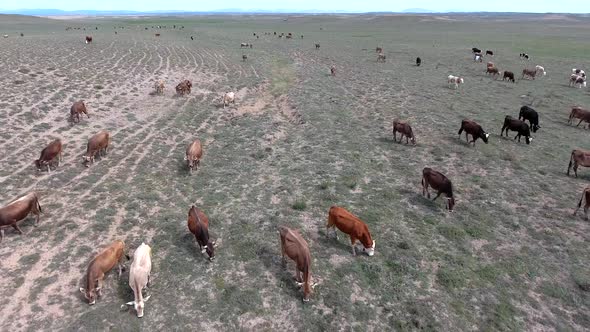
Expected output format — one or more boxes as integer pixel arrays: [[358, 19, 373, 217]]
[[486, 67, 500, 78], [35, 139, 63, 172], [503, 71, 515, 83], [573, 187, 590, 220], [70, 101, 89, 123], [0, 192, 42, 243], [422, 167, 455, 211], [522, 68, 537, 80], [392, 119, 416, 144], [187, 205, 215, 261], [83, 131, 110, 167], [279, 226, 315, 302], [184, 139, 202, 173], [154, 80, 164, 95], [457, 119, 489, 146], [85, 36, 92, 43], [330, 66, 336, 76], [326, 206, 375, 256], [567, 149, 590, 178], [79, 240, 127, 305], [568, 107, 590, 128], [486, 62, 494, 68], [175, 80, 192, 96]]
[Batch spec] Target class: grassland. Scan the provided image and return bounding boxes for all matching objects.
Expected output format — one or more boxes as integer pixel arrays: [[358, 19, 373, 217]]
[[0, 13, 589, 331]]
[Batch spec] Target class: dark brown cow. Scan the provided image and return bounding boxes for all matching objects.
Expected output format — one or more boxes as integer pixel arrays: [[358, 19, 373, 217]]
[[279, 226, 314, 302], [326, 206, 375, 256], [422, 168, 455, 211], [175, 80, 192, 96], [457, 119, 489, 146], [79, 240, 127, 305], [83, 131, 110, 167], [392, 119, 416, 144], [70, 100, 89, 123], [155, 33, 160, 37], [567, 149, 590, 177], [35, 139, 63, 172], [568, 107, 590, 128], [242, 54, 247, 62], [573, 187, 590, 220], [0, 192, 42, 243], [85, 36, 92, 43], [184, 139, 203, 173], [503, 71, 515, 83], [501, 116, 533, 144], [330, 66, 336, 76], [486, 67, 500, 77], [376, 47, 383, 53], [315, 43, 320, 49], [522, 69, 537, 80], [187, 205, 215, 261]]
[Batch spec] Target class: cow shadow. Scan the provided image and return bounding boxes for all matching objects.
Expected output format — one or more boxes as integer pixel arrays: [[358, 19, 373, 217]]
[[256, 243, 302, 301]]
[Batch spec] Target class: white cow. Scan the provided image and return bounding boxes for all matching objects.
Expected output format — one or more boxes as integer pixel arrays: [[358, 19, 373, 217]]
[[535, 65, 546, 76], [223, 92, 235, 109], [125, 243, 152, 318], [448, 75, 464, 89]]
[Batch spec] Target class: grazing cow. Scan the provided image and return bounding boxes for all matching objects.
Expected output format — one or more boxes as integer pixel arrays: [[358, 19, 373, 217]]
[[125, 243, 152, 318], [573, 187, 590, 220], [0, 192, 42, 243], [501, 116, 533, 144], [187, 205, 215, 261], [486, 67, 500, 78], [286, 35, 292, 39], [568, 149, 590, 177], [519, 106, 541, 132], [279, 226, 314, 302], [35, 139, 63, 172], [486, 50, 494, 56], [154, 80, 164, 95], [184, 139, 202, 173], [377, 53, 386, 62], [376, 47, 383, 53], [190, 36, 193, 40], [522, 69, 537, 80], [326, 206, 375, 256], [503, 71, 515, 83], [20, 33, 24, 37], [473, 53, 483, 62], [242, 54, 247, 62], [472, 47, 481, 53], [572, 68, 586, 78], [70, 100, 89, 123], [416, 57, 421, 66], [392, 119, 416, 145], [175, 80, 192, 95], [448, 75, 464, 89], [155, 33, 160, 37], [568, 107, 590, 127], [520, 53, 530, 60], [330, 66, 336, 76], [315, 43, 320, 49], [223, 92, 235, 109], [457, 119, 489, 146], [535, 65, 546, 76], [85, 36, 92, 43], [79, 240, 127, 305], [421, 168, 455, 211], [83, 131, 110, 167], [569, 74, 587, 88]]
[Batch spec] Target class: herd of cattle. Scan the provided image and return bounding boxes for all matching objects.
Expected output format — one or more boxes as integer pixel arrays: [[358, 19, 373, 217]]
[[2, 29, 590, 318]]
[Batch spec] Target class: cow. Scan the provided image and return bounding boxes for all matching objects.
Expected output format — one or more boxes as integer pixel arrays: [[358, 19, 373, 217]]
[[279, 226, 315, 302], [330, 66, 336, 76], [569, 74, 586, 88], [83, 131, 110, 167], [242, 54, 247, 62], [501, 116, 533, 144], [392, 119, 416, 145], [568, 107, 590, 128], [286, 35, 292, 39], [315, 43, 320, 50], [326, 206, 375, 256], [79, 240, 127, 305], [421, 168, 455, 211], [190, 36, 193, 40], [567, 149, 590, 177], [125, 243, 152, 318], [448, 75, 464, 89], [522, 69, 537, 80], [154, 80, 164, 95], [35, 139, 63, 172], [457, 119, 489, 146], [187, 205, 215, 261], [416, 57, 421, 66], [486, 62, 494, 68], [85, 36, 92, 43], [573, 187, 590, 220], [184, 139, 202, 174], [155, 33, 160, 37], [520, 53, 530, 60], [503, 71, 515, 83], [20, 33, 24, 37], [486, 50, 494, 56], [472, 47, 481, 53], [70, 100, 89, 123], [486, 67, 500, 77], [376, 47, 383, 53], [223, 92, 235, 109], [377, 54, 386, 62], [175, 80, 192, 95], [572, 68, 586, 78], [535, 65, 546, 76], [519, 106, 541, 132], [0, 192, 42, 243], [240, 43, 252, 48]]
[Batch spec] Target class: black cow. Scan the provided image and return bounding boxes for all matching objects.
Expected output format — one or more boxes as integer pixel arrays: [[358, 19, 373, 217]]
[[520, 53, 530, 60], [457, 119, 489, 146], [416, 57, 421, 66], [486, 50, 494, 56], [518, 106, 540, 132], [472, 47, 481, 53], [501, 116, 533, 144], [503, 71, 515, 83]]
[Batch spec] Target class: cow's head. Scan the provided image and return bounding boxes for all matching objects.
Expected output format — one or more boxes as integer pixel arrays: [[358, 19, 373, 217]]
[[447, 197, 455, 212], [79, 286, 99, 305], [34, 159, 44, 170], [206, 240, 216, 261], [482, 132, 490, 144], [184, 155, 196, 170], [363, 240, 376, 256], [526, 136, 533, 145], [410, 135, 416, 145], [532, 125, 540, 133], [82, 154, 93, 167]]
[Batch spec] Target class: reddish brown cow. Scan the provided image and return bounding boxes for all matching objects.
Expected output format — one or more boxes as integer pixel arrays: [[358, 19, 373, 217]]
[[0, 192, 42, 243], [279, 226, 314, 302], [392, 119, 416, 144], [83, 131, 110, 167], [326, 206, 375, 256], [184, 139, 203, 173], [70, 101, 89, 123], [422, 167, 455, 211], [486, 67, 500, 77], [79, 240, 127, 305], [187, 205, 215, 261], [567, 149, 590, 178], [457, 119, 489, 146], [573, 187, 590, 220], [35, 139, 63, 172], [568, 107, 590, 128]]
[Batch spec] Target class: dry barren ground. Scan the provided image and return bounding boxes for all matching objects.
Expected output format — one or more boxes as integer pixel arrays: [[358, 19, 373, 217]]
[[0, 13, 590, 331]]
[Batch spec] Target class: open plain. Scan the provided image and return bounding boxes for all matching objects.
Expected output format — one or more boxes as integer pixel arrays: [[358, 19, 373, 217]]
[[0, 13, 590, 331]]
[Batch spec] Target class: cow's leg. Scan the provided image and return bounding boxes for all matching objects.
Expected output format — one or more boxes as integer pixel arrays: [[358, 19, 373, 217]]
[[514, 133, 519, 141], [422, 178, 430, 198], [574, 164, 578, 177], [465, 133, 469, 142], [350, 237, 357, 256], [295, 269, 303, 283], [118, 263, 123, 277], [0, 229, 3, 243], [577, 119, 584, 127], [584, 205, 589, 220], [12, 224, 24, 235], [392, 131, 396, 142], [406, 135, 409, 144], [47, 163, 51, 172], [432, 191, 442, 201]]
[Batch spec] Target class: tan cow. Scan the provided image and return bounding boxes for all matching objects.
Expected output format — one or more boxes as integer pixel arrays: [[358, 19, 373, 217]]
[[184, 139, 203, 173], [80, 240, 127, 305], [279, 226, 315, 302], [567, 149, 590, 178], [568, 107, 590, 128], [223, 92, 235, 109], [154, 80, 164, 95], [35, 139, 63, 172], [0, 193, 42, 243], [83, 131, 110, 167], [326, 206, 375, 256], [70, 101, 89, 123], [125, 243, 152, 317]]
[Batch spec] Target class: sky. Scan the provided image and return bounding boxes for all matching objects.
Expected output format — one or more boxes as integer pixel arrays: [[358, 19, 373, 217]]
[[1, 0, 589, 13]]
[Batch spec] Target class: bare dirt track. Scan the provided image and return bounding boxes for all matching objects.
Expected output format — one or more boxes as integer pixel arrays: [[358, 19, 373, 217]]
[[0, 13, 590, 331]]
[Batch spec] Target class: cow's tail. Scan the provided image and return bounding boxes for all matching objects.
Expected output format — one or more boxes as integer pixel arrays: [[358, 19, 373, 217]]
[[457, 125, 463, 135], [303, 262, 312, 299]]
